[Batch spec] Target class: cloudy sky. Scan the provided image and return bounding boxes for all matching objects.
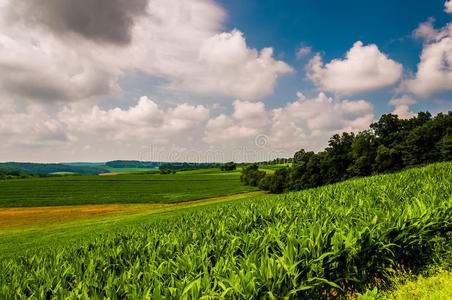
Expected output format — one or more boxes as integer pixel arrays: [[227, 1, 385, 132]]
[[0, 0, 451, 163]]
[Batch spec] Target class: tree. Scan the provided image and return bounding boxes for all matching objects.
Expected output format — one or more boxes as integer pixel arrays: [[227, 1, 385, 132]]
[[438, 130, 452, 161], [240, 111, 451, 194], [370, 114, 403, 148], [220, 162, 237, 171], [323, 132, 355, 183], [374, 145, 401, 172], [240, 164, 266, 187], [348, 131, 377, 176]]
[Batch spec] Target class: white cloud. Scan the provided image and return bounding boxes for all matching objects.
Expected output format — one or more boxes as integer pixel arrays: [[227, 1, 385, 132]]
[[296, 46, 311, 59], [204, 100, 269, 143], [307, 41, 403, 95], [232, 99, 269, 128], [388, 95, 417, 119], [59, 96, 210, 142], [413, 18, 440, 42], [404, 22, 452, 96], [0, 91, 375, 161], [0, 99, 71, 148], [446, 0, 452, 13], [270, 92, 374, 150], [172, 29, 293, 100], [203, 92, 374, 151], [388, 95, 417, 106], [0, 0, 292, 103]]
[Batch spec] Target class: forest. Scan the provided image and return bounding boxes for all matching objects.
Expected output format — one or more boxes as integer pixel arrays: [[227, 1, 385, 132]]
[[241, 111, 452, 193]]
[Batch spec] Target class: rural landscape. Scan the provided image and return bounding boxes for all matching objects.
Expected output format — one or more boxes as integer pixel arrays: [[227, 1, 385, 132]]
[[1, 0, 452, 299], [1, 111, 451, 298]]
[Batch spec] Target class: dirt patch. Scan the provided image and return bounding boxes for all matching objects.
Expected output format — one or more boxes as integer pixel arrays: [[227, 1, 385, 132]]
[[0, 191, 265, 228], [0, 204, 147, 228]]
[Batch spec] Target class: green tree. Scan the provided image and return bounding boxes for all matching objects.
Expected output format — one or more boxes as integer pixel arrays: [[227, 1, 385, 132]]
[[348, 131, 377, 176], [240, 164, 266, 187], [221, 162, 237, 171]]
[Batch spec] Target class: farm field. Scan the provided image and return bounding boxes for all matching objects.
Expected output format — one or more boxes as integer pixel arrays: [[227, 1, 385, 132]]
[[0, 192, 265, 260], [0, 168, 258, 207], [0, 162, 450, 298]]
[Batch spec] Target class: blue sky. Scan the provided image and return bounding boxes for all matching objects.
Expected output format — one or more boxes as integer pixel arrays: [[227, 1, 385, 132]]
[[0, 0, 451, 162], [217, 0, 452, 112]]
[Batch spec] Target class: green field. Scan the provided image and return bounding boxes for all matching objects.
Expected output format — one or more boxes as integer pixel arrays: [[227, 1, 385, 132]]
[[1, 162, 450, 298], [0, 169, 257, 207]]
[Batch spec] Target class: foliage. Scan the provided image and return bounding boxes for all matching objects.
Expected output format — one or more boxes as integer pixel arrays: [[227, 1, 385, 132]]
[[159, 162, 221, 170], [383, 269, 452, 299], [0, 169, 257, 207], [0, 162, 450, 298], [0, 170, 52, 180], [240, 164, 266, 186], [0, 162, 109, 175], [220, 162, 237, 171], [159, 169, 177, 175], [358, 267, 452, 300], [105, 160, 161, 169], [242, 111, 452, 193]]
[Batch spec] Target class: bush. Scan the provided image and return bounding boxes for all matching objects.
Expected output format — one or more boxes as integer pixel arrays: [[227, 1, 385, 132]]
[[220, 162, 237, 171], [240, 164, 265, 187]]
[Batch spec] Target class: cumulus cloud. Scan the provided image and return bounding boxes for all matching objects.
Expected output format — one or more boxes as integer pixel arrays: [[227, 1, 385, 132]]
[[388, 95, 417, 119], [0, 99, 71, 148], [446, 0, 452, 13], [203, 92, 374, 151], [270, 92, 374, 149], [59, 96, 210, 142], [413, 18, 440, 42], [8, 0, 148, 45], [204, 100, 269, 143], [404, 22, 452, 96], [0, 0, 291, 103], [307, 41, 403, 95], [174, 30, 293, 100], [0, 91, 375, 161]]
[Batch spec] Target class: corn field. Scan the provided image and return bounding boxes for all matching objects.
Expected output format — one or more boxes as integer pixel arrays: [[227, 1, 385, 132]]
[[1, 162, 451, 299]]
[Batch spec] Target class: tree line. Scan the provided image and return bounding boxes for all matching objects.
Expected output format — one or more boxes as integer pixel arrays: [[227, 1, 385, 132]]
[[0, 170, 68, 180], [0, 162, 108, 175], [241, 111, 452, 193]]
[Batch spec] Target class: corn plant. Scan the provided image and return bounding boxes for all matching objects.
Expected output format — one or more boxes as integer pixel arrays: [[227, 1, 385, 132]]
[[0, 162, 451, 298]]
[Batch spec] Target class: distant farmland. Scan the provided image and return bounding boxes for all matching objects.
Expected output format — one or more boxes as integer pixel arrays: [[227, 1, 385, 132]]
[[0, 169, 258, 207]]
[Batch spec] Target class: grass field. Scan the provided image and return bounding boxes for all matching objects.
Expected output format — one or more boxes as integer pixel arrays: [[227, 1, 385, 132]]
[[257, 163, 291, 174], [0, 168, 258, 207], [0, 192, 265, 260], [0, 162, 450, 298]]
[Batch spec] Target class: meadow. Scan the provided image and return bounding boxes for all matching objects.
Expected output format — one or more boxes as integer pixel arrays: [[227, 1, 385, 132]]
[[1, 162, 450, 298], [0, 169, 257, 207]]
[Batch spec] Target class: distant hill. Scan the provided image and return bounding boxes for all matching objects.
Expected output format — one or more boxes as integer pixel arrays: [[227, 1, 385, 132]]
[[61, 162, 105, 167], [105, 160, 162, 169], [0, 162, 109, 175], [158, 162, 221, 170]]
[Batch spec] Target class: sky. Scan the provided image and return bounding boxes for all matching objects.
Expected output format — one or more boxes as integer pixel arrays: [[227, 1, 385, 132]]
[[0, 0, 451, 163]]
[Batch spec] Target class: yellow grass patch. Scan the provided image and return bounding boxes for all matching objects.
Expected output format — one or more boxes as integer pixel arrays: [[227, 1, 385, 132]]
[[0, 191, 265, 228]]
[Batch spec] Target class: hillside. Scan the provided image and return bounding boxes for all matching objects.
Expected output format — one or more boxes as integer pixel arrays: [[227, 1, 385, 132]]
[[0, 168, 257, 207], [1, 162, 450, 298], [0, 162, 108, 175]]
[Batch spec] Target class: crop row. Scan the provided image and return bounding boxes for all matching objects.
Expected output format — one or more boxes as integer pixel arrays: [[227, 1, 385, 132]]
[[1, 162, 451, 298], [0, 172, 255, 207]]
